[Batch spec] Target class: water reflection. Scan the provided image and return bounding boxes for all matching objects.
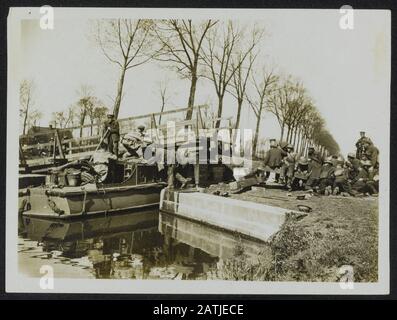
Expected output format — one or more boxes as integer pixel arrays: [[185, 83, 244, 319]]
[[18, 209, 267, 280]]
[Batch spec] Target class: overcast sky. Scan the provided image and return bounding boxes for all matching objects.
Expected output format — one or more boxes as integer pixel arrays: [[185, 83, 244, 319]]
[[17, 9, 390, 155]]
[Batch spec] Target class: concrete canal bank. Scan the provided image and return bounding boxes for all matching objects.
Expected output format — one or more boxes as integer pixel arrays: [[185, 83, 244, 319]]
[[160, 188, 295, 242]]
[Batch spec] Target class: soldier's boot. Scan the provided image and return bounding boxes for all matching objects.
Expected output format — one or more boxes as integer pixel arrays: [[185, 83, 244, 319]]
[[332, 186, 339, 195]]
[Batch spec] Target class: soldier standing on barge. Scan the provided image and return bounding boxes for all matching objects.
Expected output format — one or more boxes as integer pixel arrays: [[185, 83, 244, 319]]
[[103, 114, 120, 158]]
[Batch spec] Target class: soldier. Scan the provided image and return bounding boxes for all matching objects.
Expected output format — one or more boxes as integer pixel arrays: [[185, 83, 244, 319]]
[[332, 162, 354, 196], [362, 140, 379, 168], [305, 146, 323, 191], [279, 144, 297, 188], [317, 157, 335, 195], [367, 163, 379, 196], [355, 131, 371, 159], [121, 132, 144, 159], [351, 160, 376, 195], [345, 152, 361, 181], [103, 114, 120, 157], [262, 140, 287, 182], [290, 157, 311, 191], [137, 125, 146, 139]]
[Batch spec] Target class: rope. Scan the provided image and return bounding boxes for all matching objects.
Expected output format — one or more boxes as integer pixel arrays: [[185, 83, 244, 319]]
[[81, 187, 87, 215], [95, 180, 111, 215]]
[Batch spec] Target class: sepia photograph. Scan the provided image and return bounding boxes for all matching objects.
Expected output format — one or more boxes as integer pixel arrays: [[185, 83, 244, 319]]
[[6, 7, 390, 294]]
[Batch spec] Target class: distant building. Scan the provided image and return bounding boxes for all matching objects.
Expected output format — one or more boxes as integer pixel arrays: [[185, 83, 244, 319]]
[[20, 125, 73, 145]]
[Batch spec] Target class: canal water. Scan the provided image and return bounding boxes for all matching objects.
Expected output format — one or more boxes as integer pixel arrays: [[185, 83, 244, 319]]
[[18, 210, 268, 280]]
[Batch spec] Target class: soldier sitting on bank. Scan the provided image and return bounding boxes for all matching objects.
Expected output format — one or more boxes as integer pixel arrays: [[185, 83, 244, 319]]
[[317, 157, 335, 195], [367, 163, 379, 196], [362, 140, 379, 168], [279, 144, 297, 189], [332, 162, 354, 196], [290, 157, 311, 191], [351, 160, 377, 196], [346, 152, 361, 181]]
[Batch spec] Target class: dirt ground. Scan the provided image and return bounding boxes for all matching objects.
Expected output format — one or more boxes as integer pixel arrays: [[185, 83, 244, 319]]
[[207, 184, 378, 282]]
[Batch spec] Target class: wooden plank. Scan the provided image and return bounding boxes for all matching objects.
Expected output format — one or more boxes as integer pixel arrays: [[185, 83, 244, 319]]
[[38, 105, 209, 132]]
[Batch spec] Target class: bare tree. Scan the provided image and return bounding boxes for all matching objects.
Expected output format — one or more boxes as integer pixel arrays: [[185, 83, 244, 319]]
[[156, 80, 172, 125], [229, 51, 257, 130], [20, 79, 35, 135], [64, 105, 77, 128], [27, 110, 43, 129], [93, 19, 154, 118], [299, 109, 324, 155], [51, 111, 67, 128], [75, 85, 104, 137], [226, 25, 263, 130], [281, 80, 307, 143], [202, 22, 260, 128], [86, 99, 106, 136], [267, 77, 305, 142], [154, 19, 218, 120], [93, 106, 109, 134], [246, 67, 278, 156]]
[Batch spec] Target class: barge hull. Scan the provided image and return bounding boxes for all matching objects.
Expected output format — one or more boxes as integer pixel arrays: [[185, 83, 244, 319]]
[[21, 183, 165, 219]]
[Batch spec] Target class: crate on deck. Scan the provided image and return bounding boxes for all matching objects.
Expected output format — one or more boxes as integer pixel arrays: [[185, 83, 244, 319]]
[[121, 160, 160, 185]]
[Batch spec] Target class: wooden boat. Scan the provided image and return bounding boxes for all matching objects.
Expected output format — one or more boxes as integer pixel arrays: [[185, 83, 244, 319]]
[[20, 209, 159, 242], [20, 158, 166, 219]]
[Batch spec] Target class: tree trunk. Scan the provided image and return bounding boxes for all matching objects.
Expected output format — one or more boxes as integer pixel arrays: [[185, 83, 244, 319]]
[[79, 110, 86, 138], [90, 119, 94, 136], [301, 136, 306, 155], [252, 106, 263, 157], [185, 73, 198, 121], [159, 101, 165, 125], [293, 127, 298, 147], [280, 124, 285, 142], [215, 96, 224, 129], [22, 97, 30, 135], [298, 129, 303, 154], [286, 126, 291, 143], [113, 64, 127, 119], [23, 111, 28, 135], [234, 98, 243, 129]]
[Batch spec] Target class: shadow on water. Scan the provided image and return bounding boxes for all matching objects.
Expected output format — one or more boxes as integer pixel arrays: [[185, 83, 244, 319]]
[[18, 209, 268, 280]]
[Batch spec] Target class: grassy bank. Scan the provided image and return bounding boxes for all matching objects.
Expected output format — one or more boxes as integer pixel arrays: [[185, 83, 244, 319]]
[[218, 189, 378, 282]]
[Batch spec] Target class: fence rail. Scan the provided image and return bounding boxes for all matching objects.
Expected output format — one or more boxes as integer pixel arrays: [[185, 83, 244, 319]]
[[19, 105, 214, 166]]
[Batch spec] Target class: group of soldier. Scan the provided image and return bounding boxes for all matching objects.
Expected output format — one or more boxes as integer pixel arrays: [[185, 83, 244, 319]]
[[101, 113, 150, 159], [260, 131, 379, 196], [99, 115, 380, 196]]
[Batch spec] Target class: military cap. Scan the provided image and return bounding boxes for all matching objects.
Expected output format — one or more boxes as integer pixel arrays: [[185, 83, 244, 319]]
[[361, 160, 372, 167], [298, 157, 309, 165]]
